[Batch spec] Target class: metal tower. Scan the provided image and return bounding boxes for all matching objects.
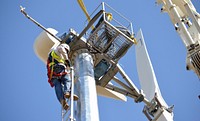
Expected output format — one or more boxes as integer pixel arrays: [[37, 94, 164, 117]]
[[21, 2, 174, 121]]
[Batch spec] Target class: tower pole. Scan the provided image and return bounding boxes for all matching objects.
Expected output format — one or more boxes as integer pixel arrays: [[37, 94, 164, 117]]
[[74, 51, 100, 121]]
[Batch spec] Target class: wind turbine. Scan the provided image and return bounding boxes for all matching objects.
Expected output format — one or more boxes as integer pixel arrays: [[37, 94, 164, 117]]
[[20, 2, 174, 121]]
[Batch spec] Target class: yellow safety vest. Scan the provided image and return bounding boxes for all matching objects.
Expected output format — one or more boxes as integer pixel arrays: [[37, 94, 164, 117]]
[[49, 50, 65, 66]]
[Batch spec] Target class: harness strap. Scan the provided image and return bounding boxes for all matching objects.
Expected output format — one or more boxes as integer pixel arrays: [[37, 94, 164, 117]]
[[47, 59, 54, 87], [47, 51, 70, 87]]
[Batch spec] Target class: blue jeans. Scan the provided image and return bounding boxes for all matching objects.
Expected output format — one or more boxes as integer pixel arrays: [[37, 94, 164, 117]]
[[52, 74, 71, 103]]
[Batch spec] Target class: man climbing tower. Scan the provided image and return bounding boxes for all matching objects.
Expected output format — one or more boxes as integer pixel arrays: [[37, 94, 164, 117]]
[[47, 43, 79, 110]]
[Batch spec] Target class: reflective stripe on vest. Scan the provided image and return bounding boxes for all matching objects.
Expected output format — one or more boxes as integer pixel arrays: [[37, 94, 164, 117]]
[[49, 50, 65, 66]]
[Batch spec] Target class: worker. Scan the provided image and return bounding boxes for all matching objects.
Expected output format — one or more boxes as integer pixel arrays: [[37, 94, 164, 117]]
[[46, 43, 78, 110]]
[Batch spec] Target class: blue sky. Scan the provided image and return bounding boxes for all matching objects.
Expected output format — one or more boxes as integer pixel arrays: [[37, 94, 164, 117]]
[[0, 0, 200, 121]]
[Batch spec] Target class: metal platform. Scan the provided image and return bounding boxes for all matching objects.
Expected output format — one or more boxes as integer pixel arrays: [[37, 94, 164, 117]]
[[66, 3, 136, 87], [87, 21, 133, 61], [78, 3, 136, 86], [187, 43, 200, 77]]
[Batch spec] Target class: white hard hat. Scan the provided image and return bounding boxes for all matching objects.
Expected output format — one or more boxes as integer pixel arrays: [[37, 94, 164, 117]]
[[61, 43, 70, 52]]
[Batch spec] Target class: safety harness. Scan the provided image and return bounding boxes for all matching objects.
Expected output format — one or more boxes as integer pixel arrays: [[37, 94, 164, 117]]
[[47, 50, 69, 87]]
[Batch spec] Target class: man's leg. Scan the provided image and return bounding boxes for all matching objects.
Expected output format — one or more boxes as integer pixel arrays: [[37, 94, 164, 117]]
[[52, 78, 69, 110], [61, 74, 79, 100], [62, 74, 71, 93]]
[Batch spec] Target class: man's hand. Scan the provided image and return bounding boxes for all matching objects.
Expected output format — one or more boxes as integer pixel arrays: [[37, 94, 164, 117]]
[[65, 60, 72, 67]]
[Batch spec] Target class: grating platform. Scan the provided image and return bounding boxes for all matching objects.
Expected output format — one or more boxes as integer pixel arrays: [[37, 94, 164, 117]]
[[190, 50, 200, 76], [87, 21, 133, 61]]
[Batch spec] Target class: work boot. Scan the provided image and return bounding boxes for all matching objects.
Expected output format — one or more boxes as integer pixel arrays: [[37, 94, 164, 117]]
[[61, 100, 69, 111], [64, 92, 79, 101]]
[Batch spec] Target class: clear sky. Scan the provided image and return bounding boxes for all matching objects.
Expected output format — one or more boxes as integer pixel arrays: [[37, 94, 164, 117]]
[[0, 0, 200, 121]]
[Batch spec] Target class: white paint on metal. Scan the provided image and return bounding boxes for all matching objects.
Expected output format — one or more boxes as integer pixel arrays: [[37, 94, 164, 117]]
[[135, 29, 174, 121], [96, 85, 127, 101], [135, 29, 168, 107]]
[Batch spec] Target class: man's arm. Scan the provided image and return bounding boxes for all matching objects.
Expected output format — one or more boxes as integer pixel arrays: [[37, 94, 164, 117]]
[[56, 45, 71, 67], [56, 45, 69, 60]]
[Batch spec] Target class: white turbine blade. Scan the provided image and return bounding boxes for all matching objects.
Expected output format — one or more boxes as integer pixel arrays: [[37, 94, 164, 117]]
[[135, 29, 168, 107], [34, 28, 60, 64], [96, 85, 127, 101]]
